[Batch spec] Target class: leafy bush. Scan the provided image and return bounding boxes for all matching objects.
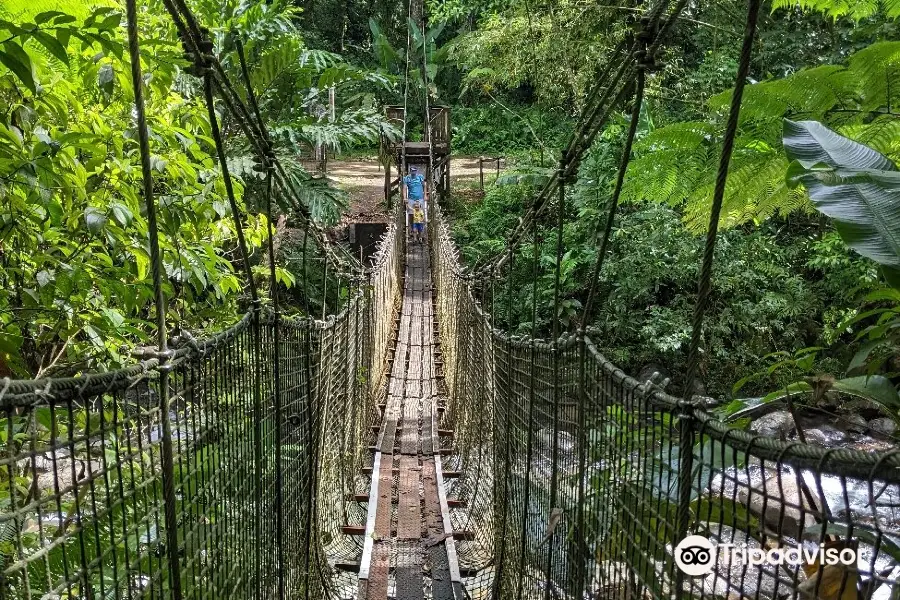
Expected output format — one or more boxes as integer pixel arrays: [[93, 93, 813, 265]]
[[448, 177, 872, 397], [451, 103, 573, 156]]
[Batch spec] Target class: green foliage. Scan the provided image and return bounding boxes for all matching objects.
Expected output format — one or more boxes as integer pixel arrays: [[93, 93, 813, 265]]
[[784, 119, 900, 287], [586, 206, 836, 396], [0, 4, 269, 377], [0, 0, 393, 378], [369, 17, 448, 89], [447, 0, 620, 111], [219, 4, 397, 160], [450, 160, 868, 396], [451, 103, 572, 156], [622, 42, 900, 232], [771, 0, 900, 20]]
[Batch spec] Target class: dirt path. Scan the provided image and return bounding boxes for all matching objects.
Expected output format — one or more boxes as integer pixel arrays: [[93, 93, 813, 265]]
[[328, 157, 497, 224]]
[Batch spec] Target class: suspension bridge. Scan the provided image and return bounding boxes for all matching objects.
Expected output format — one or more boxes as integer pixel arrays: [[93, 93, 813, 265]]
[[3, 0, 900, 599]]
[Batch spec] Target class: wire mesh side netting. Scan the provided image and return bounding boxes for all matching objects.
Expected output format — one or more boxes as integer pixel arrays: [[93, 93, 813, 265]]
[[0, 315, 267, 599], [0, 209, 402, 600], [431, 207, 900, 600]]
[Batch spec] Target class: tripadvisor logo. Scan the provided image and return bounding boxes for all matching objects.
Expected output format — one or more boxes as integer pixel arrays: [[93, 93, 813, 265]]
[[675, 536, 716, 576], [674, 535, 857, 577]]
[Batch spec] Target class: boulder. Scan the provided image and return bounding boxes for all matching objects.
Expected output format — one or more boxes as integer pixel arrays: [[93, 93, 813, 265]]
[[803, 428, 829, 446], [749, 411, 795, 438], [868, 417, 898, 437], [737, 475, 823, 539], [814, 423, 847, 445], [843, 414, 869, 434], [637, 363, 671, 390], [592, 561, 638, 600], [850, 436, 895, 453]]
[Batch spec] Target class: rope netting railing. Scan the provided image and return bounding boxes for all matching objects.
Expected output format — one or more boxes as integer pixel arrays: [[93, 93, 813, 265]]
[[425, 0, 900, 599], [0, 205, 402, 600], [431, 200, 900, 600], [0, 0, 409, 594], [431, 0, 900, 600]]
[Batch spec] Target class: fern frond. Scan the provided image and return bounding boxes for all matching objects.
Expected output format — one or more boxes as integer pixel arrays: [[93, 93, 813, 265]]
[[251, 36, 309, 93], [625, 41, 899, 233], [771, 0, 896, 20], [636, 121, 717, 152], [0, 0, 112, 20], [846, 116, 900, 161], [274, 152, 348, 226], [846, 42, 900, 113], [710, 65, 850, 122], [300, 49, 343, 70]]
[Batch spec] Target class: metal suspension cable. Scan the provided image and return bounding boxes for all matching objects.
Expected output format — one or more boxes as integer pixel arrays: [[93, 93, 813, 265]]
[[422, 10, 437, 203], [202, 73, 259, 303], [675, 2, 761, 599], [234, 38, 286, 600], [122, 1, 184, 597], [683, 0, 761, 401], [568, 23, 653, 596], [579, 29, 653, 330], [484, 56, 631, 275]]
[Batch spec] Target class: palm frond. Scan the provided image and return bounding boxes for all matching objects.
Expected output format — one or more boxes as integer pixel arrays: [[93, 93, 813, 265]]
[[276, 154, 348, 226]]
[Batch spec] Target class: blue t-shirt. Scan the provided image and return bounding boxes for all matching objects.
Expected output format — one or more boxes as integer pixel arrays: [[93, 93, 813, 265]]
[[404, 174, 425, 200]]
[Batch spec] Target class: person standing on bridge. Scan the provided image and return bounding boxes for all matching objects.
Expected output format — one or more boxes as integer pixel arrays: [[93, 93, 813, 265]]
[[411, 202, 426, 244], [403, 165, 427, 239]]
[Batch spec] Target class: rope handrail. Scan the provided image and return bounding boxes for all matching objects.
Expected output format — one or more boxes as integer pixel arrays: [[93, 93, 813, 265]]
[[432, 206, 900, 478]]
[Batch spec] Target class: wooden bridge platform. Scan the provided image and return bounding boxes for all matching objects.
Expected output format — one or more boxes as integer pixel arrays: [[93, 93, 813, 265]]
[[356, 239, 464, 600]]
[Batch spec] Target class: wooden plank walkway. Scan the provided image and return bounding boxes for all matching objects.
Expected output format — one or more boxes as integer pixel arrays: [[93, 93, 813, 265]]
[[357, 240, 464, 600]]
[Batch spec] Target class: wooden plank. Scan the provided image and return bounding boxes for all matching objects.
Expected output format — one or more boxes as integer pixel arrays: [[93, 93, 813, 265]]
[[422, 459, 453, 600], [366, 544, 390, 600], [435, 456, 464, 587], [363, 452, 394, 600], [400, 394, 419, 455], [360, 240, 464, 600], [397, 456, 421, 540], [359, 451, 387, 580], [375, 455, 393, 539], [395, 542, 424, 600]]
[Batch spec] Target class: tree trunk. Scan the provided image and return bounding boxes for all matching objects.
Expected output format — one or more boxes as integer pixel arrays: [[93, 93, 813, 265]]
[[411, 0, 426, 132], [411, 0, 424, 30]]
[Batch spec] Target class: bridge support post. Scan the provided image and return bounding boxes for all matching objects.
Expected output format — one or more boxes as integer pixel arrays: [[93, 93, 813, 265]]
[[445, 159, 450, 199]]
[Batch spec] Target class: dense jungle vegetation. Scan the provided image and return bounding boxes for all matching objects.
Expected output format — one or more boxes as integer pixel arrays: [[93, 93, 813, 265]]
[[2, 0, 900, 413], [431, 0, 900, 408]]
